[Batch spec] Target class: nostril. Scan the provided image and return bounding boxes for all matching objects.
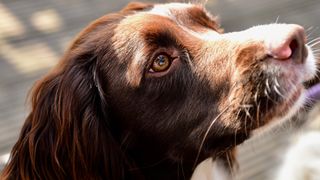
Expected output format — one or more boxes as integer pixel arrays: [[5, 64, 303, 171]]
[[268, 36, 303, 61], [289, 38, 299, 59], [269, 42, 292, 60]]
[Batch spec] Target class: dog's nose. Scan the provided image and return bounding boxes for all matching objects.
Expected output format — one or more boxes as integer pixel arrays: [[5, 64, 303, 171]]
[[268, 25, 307, 63]]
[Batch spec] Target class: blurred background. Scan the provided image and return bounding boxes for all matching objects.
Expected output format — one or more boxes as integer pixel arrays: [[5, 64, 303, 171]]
[[0, 0, 320, 179]]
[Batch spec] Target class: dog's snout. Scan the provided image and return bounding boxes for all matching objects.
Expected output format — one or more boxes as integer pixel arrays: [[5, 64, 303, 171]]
[[267, 25, 307, 63]]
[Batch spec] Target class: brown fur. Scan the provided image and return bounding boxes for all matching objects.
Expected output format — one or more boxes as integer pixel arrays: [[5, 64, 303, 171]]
[[1, 2, 313, 180]]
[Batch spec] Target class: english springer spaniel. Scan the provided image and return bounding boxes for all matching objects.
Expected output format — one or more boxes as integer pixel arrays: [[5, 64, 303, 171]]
[[1, 2, 318, 180]]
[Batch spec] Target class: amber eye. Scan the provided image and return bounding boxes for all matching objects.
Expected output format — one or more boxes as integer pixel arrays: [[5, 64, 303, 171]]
[[150, 54, 171, 72]]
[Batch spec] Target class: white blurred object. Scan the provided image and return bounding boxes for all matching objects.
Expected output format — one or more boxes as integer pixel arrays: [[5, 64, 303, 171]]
[[192, 158, 230, 180], [276, 131, 320, 180], [0, 153, 10, 165]]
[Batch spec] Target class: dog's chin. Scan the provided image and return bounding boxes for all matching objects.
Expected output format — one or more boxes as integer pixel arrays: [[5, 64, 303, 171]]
[[203, 86, 305, 153], [252, 85, 305, 136]]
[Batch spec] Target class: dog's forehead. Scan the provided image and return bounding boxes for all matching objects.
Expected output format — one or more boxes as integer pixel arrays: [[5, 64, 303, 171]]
[[113, 2, 219, 50], [147, 3, 195, 18], [118, 2, 218, 32], [147, 3, 218, 29]]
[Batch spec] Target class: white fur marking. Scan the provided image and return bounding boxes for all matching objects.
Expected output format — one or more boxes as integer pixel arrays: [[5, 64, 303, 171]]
[[147, 3, 193, 19], [304, 45, 317, 81], [148, 3, 220, 41]]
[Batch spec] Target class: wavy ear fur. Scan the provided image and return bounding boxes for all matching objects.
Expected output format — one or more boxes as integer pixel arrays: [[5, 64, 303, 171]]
[[121, 1, 153, 12], [1, 12, 134, 180]]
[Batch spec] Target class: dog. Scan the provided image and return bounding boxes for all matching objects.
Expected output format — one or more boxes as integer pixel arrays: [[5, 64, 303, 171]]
[[1, 2, 318, 180]]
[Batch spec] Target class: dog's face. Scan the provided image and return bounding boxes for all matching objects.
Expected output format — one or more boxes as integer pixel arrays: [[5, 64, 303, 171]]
[[93, 2, 317, 161], [3, 2, 318, 180]]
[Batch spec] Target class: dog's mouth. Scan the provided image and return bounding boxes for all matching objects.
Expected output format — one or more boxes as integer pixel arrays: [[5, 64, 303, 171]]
[[204, 68, 307, 155], [263, 83, 304, 122], [257, 45, 317, 127], [225, 45, 317, 136], [203, 84, 304, 155], [249, 69, 306, 130]]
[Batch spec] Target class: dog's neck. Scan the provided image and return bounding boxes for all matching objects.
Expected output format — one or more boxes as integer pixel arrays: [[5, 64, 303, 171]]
[[111, 116, 242, 179], [127, 152, 196, 180], [114, 131, 243, 179], [124, 144, 236, 180]]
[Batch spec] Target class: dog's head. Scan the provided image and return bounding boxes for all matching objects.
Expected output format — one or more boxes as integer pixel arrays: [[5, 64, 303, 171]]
[[2, 2, 318, 180]]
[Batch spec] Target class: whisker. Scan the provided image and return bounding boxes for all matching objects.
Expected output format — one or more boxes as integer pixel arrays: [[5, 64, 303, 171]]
[[308, 40, 320, 48], [241, 104, 254, 132], [236, 109, 241, 123], [246, 106, 255, 131], [306, 26, 318, 40], [306, 26, 315, 33], [313, 55, 320, 60], [311, 49, 320, 53], [240, 104, 253, 108], [288, 80, 298, 97], [256, 102, 261, 128], [243, 105, 253, 119], [275, 16, 280, 24], [315, 70, 320, 79], [193, 105, 230, 169], [309, 47, 320, 53], [255, 83, 262, 104], [264, 88, 276, 103], [273, 85, 285, 98], [226, 152, 234, 179], [266, 78, 271, 92], [244, 110, 248, 136], [307, 37, 320, 45], [254, 91, 259, 105], [274, 77, 280, 88]]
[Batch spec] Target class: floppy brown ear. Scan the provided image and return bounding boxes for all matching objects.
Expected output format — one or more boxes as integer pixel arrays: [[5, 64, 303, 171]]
[[121, 1, 153, 12], [1, 23, 127, 180]]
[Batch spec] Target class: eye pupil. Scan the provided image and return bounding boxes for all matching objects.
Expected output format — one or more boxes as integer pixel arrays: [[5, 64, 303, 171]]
[[157, 55, 167, 65], [150, 54, 171, 72]]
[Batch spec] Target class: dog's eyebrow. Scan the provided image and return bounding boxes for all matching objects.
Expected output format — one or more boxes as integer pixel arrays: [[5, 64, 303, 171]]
[[144, 30, 179, 47]]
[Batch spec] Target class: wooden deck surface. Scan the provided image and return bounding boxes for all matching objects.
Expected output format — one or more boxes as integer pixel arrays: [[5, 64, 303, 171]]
[[1, 0, 320, 179]]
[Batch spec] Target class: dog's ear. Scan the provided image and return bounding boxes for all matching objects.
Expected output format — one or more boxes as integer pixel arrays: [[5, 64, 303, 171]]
[[121, 1, 153, 12], [1, 23, 127, 180]]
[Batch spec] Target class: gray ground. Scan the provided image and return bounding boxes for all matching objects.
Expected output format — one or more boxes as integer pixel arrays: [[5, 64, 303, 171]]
[[1, 0, 320, 179]]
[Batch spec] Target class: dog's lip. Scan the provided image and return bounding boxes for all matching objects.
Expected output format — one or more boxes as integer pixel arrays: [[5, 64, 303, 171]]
[[265, 56, 306, 66], [265, 84, 303, 122], [245, 83, 303, 131]]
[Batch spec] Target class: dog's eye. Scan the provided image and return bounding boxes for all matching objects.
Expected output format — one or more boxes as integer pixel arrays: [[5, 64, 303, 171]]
[[149, 54, 171, 72]]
